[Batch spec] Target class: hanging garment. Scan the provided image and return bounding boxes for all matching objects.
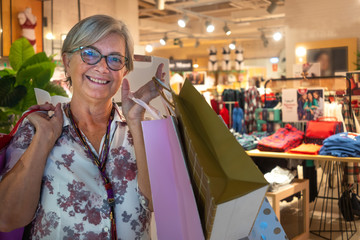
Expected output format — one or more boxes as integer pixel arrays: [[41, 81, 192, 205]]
[[340, 98, 360, 184], [244, 86, 261, 134], [219, 104, 230, 127], [232, 107, 244, 133]]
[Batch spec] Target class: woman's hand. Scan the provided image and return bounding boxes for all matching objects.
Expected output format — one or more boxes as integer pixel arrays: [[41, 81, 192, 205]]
[[27, 102, 64, 143], [121, 63, 166, 122]]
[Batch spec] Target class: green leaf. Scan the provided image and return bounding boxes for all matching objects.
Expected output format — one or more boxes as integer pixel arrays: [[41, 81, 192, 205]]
[[20, 88, 37, 111], [0, 85, 27, 107], [18, 52, 51, 73], [0, 75, 16, 96], [44, 82, 69, 97], [16, 62, 56, 87], [0, 69, 16, 78], [9, 38, 35, 71]]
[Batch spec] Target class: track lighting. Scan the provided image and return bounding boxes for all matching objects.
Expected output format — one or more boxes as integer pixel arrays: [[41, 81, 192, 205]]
[[261, 32, 268, 47], [178, 39, 183, 48], [206, 20, 215, 33], [194, 39, 200, 48], [160, 33, 168, 46], [178, 15, 189, 28], [229, 41, 236, 50], [223, 23, 231, 36], [267, 0, 277, 14]]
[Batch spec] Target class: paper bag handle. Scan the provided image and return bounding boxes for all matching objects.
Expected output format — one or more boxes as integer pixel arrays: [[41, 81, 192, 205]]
[[152, 77, 176, 116], [128, 92, 162, 120]]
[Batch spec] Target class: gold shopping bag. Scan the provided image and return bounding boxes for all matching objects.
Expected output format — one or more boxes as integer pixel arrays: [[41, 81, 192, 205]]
[[170, 79, 269, 239]]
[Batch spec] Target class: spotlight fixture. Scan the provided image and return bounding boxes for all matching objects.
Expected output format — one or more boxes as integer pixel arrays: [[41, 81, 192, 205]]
[[145, 44, 153, 53], [178, 39, 183, 48], [229, 41, 236, 50], [205, 20, 215, 33], [194, 39, 200, 48], [261, 32, 268, 47], [223, 23, 231, 36], [273, 32, 282, 41], [160, 33, 168, 46], [178, 15, 189, 28], [267, 0, 277, 14]]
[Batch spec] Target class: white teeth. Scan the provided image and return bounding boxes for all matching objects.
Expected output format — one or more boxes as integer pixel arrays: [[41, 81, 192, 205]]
[[89, 77, 108, 84]]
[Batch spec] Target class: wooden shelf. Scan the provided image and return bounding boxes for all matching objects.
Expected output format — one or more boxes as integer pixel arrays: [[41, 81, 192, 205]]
[[246, 149, 360, 163]]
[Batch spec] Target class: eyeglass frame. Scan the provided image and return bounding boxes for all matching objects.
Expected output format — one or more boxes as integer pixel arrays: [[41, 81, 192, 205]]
[[69, 46, 129, 71]]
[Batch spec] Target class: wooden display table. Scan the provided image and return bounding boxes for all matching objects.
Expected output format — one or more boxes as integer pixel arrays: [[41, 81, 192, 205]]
[[266, 179, 309, 240], [246, 149, 359, 240]]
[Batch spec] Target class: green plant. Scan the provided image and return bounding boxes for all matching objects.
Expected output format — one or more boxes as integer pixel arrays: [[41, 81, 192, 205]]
[[0, 37, 68, 133]]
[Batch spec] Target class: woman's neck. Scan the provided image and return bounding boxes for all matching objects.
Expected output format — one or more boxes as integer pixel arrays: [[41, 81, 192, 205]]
[[69, 96, 113, 129]]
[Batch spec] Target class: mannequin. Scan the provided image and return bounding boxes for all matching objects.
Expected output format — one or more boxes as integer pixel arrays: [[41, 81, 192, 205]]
[[235, 45, 244, 71], [222, 45, 231, 71], [208, 46, 218, 71], [18, 7, 37, 51]]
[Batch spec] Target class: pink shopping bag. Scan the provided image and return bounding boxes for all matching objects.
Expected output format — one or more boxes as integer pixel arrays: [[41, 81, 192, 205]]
[[142, 116, 204, 240]]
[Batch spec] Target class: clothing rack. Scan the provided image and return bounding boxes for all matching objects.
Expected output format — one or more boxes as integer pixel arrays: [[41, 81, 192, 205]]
[[263, 75, 353, 124]]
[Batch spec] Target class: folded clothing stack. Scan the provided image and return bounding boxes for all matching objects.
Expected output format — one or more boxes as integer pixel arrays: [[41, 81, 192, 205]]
[[234, 131, 270, 150], [264, 166, 296, 192], [257, 124, 304, 152], [319, 132, 360, 157], [288, 143, 323, 155]]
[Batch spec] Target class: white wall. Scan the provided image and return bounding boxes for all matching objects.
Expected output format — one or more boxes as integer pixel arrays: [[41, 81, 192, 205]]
[[285, 0, 360, 77], [43, 0, 139, 61]]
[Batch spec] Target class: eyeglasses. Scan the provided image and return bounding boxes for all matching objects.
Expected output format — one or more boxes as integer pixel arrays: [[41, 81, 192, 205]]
[[70, 46, 128, 71]]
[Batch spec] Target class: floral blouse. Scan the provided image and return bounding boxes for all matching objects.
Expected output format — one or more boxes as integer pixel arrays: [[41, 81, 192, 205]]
[[1, 103, 151, 239]]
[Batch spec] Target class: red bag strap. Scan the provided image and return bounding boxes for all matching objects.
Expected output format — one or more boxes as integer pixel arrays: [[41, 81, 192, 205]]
[[316, 116, 338, 122], [9, 109, 43, 137]]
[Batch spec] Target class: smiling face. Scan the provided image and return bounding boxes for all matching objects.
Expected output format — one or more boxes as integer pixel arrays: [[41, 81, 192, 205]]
[[63, 33, 128, 104]]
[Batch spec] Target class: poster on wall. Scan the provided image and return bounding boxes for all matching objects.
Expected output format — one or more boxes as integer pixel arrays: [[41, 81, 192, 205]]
[[306, 47, 348, 76], [282, 88, 324, 122]]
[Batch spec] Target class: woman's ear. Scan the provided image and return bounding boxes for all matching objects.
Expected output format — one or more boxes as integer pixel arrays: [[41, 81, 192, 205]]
[[62, 53, 70, 72]]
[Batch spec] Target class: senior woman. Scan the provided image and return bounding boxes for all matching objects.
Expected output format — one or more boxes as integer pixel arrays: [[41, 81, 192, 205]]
[[0, 14, 165, 239]]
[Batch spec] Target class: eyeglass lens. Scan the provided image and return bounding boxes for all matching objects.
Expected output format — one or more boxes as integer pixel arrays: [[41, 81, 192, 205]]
[[80, 47, 126, 71]]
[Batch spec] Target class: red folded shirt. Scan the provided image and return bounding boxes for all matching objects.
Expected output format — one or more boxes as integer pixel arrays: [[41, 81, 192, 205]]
[[257, 124, 304, 152]]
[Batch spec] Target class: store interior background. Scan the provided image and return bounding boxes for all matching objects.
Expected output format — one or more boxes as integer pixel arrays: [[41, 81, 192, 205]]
[[2, 0, 360, 239], [2, 0, 360, 83]]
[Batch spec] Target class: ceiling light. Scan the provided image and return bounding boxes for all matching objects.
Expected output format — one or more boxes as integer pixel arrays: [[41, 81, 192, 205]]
[[193, 63, 199, 68], [273, 32, 282, 41], [296, 46, 306, 57], [267, 0, 277, 14], [194, 39, 200, 48], [229, 41, 236, 50], [270, 57, 279, 64], [160, 33, 168, 46], [223, 23, 231, 36], [145, 44, 153, 53], [206, 20, 215, 33], [178, 15, 189, 28], [45, 32, 55, 40]]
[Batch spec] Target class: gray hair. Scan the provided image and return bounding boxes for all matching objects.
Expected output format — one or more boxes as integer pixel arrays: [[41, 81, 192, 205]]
[[62, 14, 134, 79]]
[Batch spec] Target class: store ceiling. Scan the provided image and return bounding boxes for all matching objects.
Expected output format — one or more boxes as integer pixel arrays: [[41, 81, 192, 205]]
[[138, 0, 285, 47]]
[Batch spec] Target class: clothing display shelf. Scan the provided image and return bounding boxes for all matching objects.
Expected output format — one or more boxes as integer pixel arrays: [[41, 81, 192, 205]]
[[247, 149, 358, 240]]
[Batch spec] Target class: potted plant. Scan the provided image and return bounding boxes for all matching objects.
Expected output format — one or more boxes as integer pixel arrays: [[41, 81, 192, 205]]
[[0, 37, 68, 133]]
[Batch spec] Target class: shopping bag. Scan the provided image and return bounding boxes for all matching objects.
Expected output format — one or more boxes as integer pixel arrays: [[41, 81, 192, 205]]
[[142, 116, 204, 240], [170, 79, 269, 239], [304, 116, 343, 145], [0, 109, 41, 240]]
